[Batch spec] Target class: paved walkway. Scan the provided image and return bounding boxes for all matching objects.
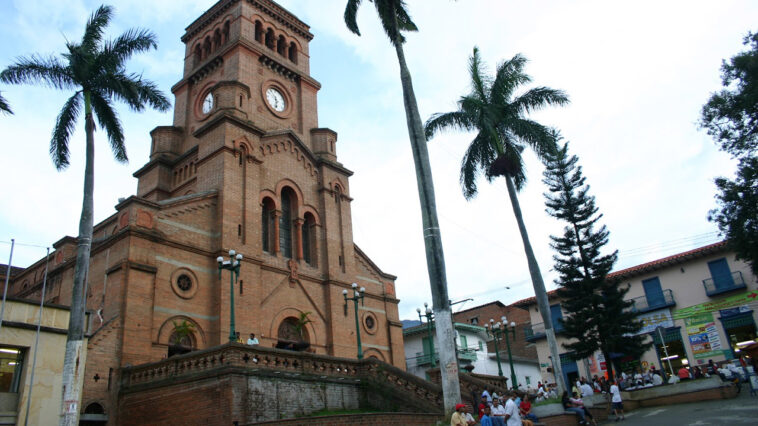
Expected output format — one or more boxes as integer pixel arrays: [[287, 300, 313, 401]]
[[598, 388, 758, 425]]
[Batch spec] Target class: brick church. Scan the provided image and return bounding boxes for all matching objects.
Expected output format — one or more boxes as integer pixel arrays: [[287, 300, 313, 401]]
[[7, 0, 404, 420]]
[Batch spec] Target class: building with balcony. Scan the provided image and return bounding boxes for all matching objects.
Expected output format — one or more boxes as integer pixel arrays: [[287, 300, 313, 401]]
[[513, 241, 757, 388], [403, 301, 541, 388], [403, 322, 488, 380]]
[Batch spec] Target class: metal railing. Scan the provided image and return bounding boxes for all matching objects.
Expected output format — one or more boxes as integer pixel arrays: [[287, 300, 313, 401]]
[[524, 321, 563, 341], [414, 347, 478, 365], [702, 271, 746, 297], [630, 289, 676, 313]]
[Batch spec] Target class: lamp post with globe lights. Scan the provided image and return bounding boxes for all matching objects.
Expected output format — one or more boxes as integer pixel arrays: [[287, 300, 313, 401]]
[[485, 316, 519, 388], [343, 283, 365, 359], [416, 303, 436, 368], [217, 249, 243, 342]]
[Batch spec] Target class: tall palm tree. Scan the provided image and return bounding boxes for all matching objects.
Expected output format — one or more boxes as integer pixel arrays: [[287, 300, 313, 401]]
[[0, 92, 11, 114], [0, 5, 169, 424], [425, 47, 570, 394], [343, 0, 461, 409]]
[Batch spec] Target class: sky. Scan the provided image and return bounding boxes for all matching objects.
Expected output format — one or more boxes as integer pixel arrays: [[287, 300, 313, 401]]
[[0, 0, 755, 322]]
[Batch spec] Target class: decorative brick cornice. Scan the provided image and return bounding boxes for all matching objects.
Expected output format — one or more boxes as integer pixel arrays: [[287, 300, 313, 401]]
[[259, 54, 298, 81], [182, 0, 312, 43]]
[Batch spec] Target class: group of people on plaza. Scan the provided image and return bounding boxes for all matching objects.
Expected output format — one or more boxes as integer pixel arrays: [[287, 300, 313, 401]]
[[452, 388, 539, 426], [451, 378, 627, 425]]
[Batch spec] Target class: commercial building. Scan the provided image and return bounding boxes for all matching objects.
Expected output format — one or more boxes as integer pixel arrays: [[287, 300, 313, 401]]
[[513, 241, 757, 387], [0, 298, 89, 425]]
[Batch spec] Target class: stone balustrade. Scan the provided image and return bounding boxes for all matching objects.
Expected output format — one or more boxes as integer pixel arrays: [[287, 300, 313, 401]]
[[121, 342, 443, 414]]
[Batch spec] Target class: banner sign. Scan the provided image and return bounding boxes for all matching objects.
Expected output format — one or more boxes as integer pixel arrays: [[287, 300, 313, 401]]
[[673, 291, 757, 319], [684, 312, 723, 359], [636, 309, 674, 335]]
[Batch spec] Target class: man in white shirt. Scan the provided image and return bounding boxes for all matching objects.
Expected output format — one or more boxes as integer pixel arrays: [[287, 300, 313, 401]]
[[580, 380, 594, 397], [610, 380, 625, 421], [491, 398, 507, 426], [503, 391, 522, 426], [652, 372, 663, 386], [246, 333, 259, 345]]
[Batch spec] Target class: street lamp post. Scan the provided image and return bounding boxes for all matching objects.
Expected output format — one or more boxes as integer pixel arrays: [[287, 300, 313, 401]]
[[416, 303, 436, 368], [343, 283, 365, 359], [485, 316, 518, 389], [217, 249, 243, 342]]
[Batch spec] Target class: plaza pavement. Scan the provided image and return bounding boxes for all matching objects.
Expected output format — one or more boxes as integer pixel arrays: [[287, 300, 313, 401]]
[[597, 387, 758, 425]]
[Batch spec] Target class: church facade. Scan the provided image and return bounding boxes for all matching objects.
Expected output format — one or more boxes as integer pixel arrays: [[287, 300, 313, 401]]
[[7, 0, 404, 421]]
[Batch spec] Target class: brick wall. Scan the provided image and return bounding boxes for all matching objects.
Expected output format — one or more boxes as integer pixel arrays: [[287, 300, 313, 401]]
[[246, 413, 443, 425], [453, 303, 537, 360]]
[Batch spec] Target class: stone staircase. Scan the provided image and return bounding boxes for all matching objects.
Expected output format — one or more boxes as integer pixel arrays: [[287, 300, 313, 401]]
[[120, 343, 445, 423]]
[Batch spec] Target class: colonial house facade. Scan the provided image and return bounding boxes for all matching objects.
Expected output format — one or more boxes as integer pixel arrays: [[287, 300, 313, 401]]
[[513, 241, 757, 387], [3, 0, 403, 422]]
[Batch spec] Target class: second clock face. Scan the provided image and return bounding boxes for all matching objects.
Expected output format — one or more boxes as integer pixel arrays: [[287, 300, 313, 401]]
[[266, 87, 286, 112], [202, 92, 214, 114]]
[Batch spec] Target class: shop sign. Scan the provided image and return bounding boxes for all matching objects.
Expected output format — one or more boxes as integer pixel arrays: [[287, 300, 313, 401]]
[[673, 291, 758, 319], [684, 312, 723, 359], [635, 309, 674, 335]]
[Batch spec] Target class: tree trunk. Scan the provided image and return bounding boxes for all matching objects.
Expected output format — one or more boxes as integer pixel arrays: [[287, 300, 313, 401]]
[[60, 92, 94, 426], [392, 38, 460, 411], [602, 349, 614, 382], [504, 175, 566, 394]]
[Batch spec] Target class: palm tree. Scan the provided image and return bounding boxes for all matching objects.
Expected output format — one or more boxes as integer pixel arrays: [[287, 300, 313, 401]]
[[343, 0, 461, 410], [0, 92, 11, 114], [425, 47, 570, 394], [0, 5, 169, 424]]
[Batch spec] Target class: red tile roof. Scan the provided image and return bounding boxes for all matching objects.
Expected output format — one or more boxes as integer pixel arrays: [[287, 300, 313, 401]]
[[605, 240, 728, 282], [509, 241, 729, 308]]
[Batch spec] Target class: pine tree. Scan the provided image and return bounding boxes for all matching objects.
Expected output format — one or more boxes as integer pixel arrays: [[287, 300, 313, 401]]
[[543, 140, 649, 380]]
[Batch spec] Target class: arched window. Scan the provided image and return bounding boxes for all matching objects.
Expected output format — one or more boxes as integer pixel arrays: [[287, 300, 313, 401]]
[[213, 29, 222, 50], [261, 197, 275, 253], [254, 20, 263, 43], [279, 188, 295, 258], [288, 42, 298, 63], [277, 35, 286, 56], [265, 28, 275, 49], [84, 403, 105, 415], [194, 44, 203, 65], [203, 37, 211, 58], [222, 20, 230, 44], [303, 213, 316, 266]]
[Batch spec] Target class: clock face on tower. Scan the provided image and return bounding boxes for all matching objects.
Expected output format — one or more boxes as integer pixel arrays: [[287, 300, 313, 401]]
[[265, 87, 286, 112], [201, 92, 214, 114]]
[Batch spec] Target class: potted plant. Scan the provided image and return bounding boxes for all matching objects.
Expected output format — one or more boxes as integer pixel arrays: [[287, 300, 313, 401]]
[[168, 319, 195, 357], [292, 311, 312, 351]]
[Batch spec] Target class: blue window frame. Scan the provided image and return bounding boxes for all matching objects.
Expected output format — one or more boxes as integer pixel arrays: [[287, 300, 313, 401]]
[[707, 258, 734, 289], [550, 304, 563, 331], [642, 277, 665, 308]]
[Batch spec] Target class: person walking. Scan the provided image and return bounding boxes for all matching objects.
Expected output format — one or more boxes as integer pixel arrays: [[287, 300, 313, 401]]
[[610, 380, 625, 421]]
